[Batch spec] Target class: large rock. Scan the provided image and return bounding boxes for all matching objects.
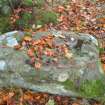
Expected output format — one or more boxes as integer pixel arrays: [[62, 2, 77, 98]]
[[0, 31, 105, 98]]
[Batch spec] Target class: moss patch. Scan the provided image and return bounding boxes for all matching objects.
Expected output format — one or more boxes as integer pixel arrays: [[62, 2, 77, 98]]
[[61, 80, 76, 90], [62, 79, 105, 98], [79, 80, 105, 98]]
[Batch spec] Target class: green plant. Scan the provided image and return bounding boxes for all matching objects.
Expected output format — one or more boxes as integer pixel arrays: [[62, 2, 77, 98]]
[[23, 0, 33, 6], [16, 12, 32, 29], [99, 48, 105, 54], [36, 11, 58, 26], [36, 0, 45, 8], [22, 12, 32, 22], [62, 80, 76, 90], [41, 11, 58, 24], [0, 16, 11, 33], [0, 0, 8, 8], [23, 0, 45, 7]]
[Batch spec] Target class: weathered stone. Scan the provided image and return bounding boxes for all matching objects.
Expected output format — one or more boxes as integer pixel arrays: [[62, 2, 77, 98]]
[[0, 31, 105, 98]]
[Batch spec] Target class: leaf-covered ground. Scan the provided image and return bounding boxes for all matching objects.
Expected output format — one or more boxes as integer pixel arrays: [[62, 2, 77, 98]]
[[0, 88, 102, 105]]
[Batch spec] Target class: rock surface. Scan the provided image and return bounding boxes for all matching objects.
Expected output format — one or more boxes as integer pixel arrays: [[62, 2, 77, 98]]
[[0, 31, 105, 98]]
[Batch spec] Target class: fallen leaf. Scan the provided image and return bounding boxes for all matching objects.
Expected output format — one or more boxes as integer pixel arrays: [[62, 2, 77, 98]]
[[27, 49, 34, 57], [34, 62, 42, 70], [23, 36, 32, 42]]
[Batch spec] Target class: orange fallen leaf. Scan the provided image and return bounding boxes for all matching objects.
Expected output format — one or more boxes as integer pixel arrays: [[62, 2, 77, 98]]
[[44, 49, 55, 56], [31, 40, 41, 46], [24, 94, 33, 101], [34, 62, 42, 70], [57, 5, 65, 13], [27, 49, 34, 57]]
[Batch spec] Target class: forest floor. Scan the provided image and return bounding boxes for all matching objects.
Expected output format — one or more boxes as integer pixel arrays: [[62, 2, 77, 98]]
[[0, 0, 105, 105], [0, 88, 103, 105]]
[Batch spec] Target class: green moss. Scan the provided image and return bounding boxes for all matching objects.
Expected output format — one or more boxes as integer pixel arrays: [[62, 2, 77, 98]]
[[62, 80, 76, 90], [62, 79, 105, 98], [79, 80, 105, 98]]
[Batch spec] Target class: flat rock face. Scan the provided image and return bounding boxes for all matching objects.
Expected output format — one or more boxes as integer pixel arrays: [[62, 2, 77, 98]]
[[0, 31, 105, 98]]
